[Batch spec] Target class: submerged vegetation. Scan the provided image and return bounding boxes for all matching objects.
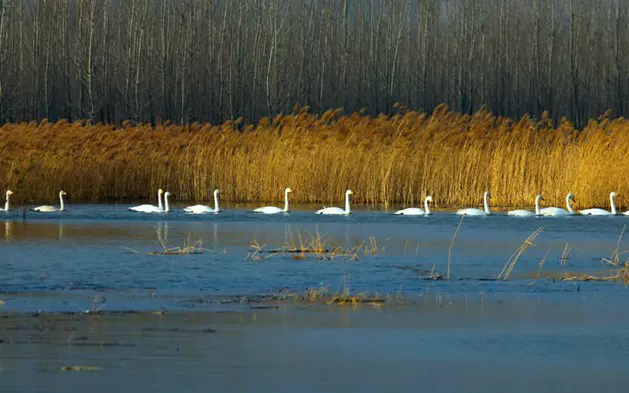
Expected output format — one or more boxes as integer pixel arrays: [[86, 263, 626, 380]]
[[2, 106, 629, 209]]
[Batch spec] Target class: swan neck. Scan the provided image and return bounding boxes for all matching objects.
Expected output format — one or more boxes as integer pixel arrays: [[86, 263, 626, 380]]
[[424, 198, 431, 215], [610, 194, 617, 215], [483, 194, 490, 215], [4, 194, 9, 211], [59, 194, 65, 211], [214, 192, 220, 212], [158, 191, 163, 211], [535, 197, 540, 215], [283, 191, 290, 212], [345, 193, 351, 214], [164, 194, 170, 212], [566, 195, 574, 214]]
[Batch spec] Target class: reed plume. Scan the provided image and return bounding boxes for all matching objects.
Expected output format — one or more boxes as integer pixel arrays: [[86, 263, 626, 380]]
[[2, 106, 628, 210]]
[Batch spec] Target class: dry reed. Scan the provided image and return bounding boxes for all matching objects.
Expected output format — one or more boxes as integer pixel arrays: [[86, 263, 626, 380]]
[[3, 106, 629, 209]]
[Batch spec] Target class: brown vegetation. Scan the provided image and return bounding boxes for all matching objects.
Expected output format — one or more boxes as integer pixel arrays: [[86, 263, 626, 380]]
[[2, 106, 629, 209]]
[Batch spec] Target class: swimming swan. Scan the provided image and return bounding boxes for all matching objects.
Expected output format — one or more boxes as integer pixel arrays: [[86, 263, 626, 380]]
[[254, 188, 292, 214], [540, 193, 576, 216], [580, 192, 617, 216], [315, 190, 354, 215], [0, 190, 14, 211], [129, 189, 164, 213], [395, 196, 433, 216], [457, 191, 492, 216], [184, 189, 220, 214], [33, 191, 67, 212], [508, 195, 543, 217]]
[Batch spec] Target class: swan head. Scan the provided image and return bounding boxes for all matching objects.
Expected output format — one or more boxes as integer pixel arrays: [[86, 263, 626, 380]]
[[6, 190, 14, 196], [214, 189, 220, 196], [346, 190, 354, 196], [610, 191, 617, 198], [425, 195, 433, 203], [158, 189, 164, 194], [59, 190, 67, 196], [535, 194, 544, 202], [567, 193, 575, 201], [164, 191, 171, 198], [285, 188, 292, 193], [484, 191, 491, 199]]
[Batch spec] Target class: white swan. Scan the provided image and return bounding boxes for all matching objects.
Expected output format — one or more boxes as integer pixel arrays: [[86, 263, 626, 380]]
[[457, 191, 492, 216], [0, 190, 14, 211], [254, 188, 292, 214], [579, 192, 617, 216], [33, 191, 67, 212], [508, 195, 543, 217], [129, 189, 164, 213], [395, 196, 433, 216], [162, 191, 171, 212], [184, 189, 221, 214], [540, 193, 576, 216], [315, 190, 354, 215]]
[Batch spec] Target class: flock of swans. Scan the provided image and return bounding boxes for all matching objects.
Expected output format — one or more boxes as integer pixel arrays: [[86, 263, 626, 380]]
[[1, 188, 626, 217]]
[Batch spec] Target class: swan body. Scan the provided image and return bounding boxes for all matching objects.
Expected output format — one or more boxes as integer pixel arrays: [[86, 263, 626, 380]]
[[130, 189, 164, 213], [185, 189, 220, 214], [540, 193, 576, 216], [395, 196, 433, 216], [1, 190, 14, 211], [33, 191, 67, 212], [254, 188, 292, 214], [579, 192, 617, 216], [316, 190, 353, 215], [508, 195, 543, 217], [457, 191, 492, 216]]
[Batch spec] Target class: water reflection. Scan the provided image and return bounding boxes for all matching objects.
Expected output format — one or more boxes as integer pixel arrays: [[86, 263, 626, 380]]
[[4, 220, 12, 241]]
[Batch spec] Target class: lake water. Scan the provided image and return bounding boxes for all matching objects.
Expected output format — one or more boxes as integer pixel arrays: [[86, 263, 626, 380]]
[[2, 204, 629, 392]]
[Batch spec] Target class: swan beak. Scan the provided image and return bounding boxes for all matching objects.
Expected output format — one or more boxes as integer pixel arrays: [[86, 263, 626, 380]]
[[7, 191, 14, 195]]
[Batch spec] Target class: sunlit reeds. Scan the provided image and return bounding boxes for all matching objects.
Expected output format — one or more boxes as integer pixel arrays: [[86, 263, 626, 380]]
[[3, 106, 629, 209]]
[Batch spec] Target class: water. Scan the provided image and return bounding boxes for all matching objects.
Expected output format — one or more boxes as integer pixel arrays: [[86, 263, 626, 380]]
[[2, 204, 629, 392]]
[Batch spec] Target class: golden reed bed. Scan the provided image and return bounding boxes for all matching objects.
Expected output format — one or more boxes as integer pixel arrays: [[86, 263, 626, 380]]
[[1, 105, 628, 209]]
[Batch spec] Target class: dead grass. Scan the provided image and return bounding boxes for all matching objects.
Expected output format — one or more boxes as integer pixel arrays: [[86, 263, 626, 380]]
[[245, 225, 383, 261], [286, 286, 389, 307], [497, 227, 543, 280], [3, 106, 629, 209], [124, 227, 210, 255]]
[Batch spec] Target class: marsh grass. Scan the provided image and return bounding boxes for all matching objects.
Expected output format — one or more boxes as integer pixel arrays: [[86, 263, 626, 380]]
[[245, 225, 383, 261], [497, 227, 543, 280], [287, 286, 389, 307], [3, 106, 629, 209], [124, 227, 210, 255]]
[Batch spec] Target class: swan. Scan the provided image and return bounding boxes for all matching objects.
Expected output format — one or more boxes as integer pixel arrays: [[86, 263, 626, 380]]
[[540, 193, 576, 216], [0, 190, 14, 211], [457, 191, 492, 216], [508, 195, 543, 217], [162, 191, 171, 212], [395, 196, 433, 216], [579, 192, 617, 216], [254, 188, 292, 214], [33, 190, 67, 212], [315, 190, 354, 215], [129, 188, 164, 213], [184, 189, 221, 214]]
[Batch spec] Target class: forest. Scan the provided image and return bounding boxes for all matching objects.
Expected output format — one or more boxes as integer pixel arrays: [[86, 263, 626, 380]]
[[1, 0, 628, 126]]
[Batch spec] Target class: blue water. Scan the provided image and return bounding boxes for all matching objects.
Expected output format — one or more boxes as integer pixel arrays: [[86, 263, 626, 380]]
[[3, 204, 629, 392], [1, 204, 628, 312]]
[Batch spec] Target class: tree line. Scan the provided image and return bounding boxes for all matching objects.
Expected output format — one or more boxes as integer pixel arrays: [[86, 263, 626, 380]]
[[0, 0, 628, 126]]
